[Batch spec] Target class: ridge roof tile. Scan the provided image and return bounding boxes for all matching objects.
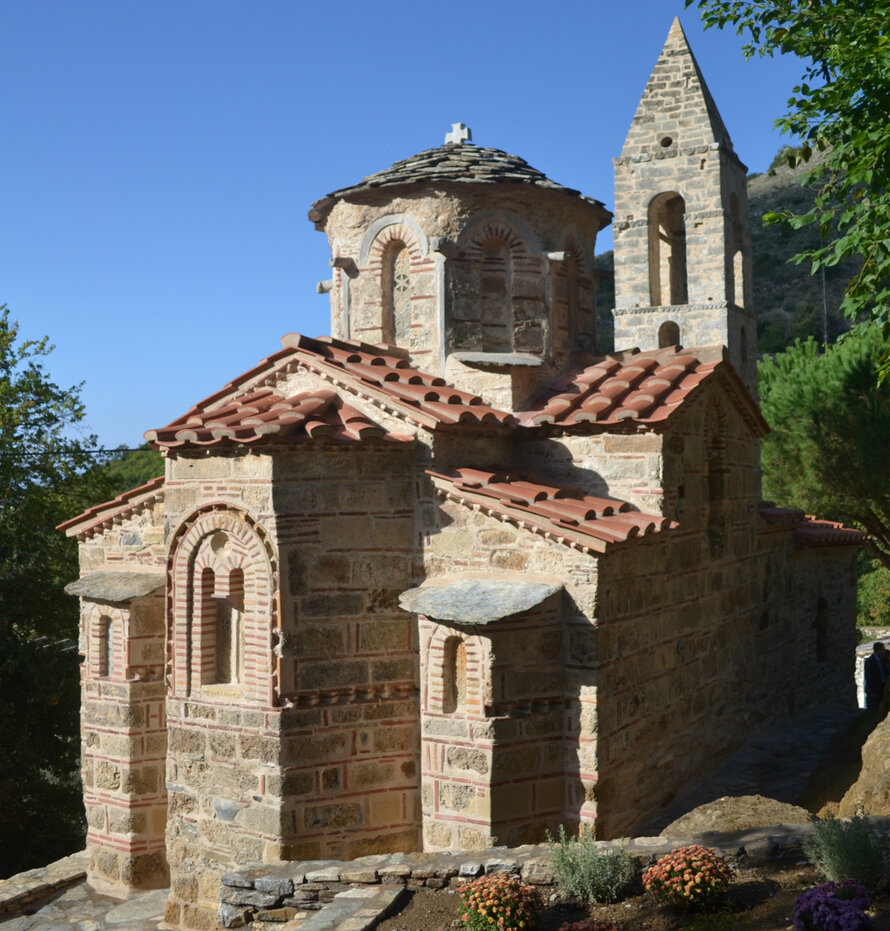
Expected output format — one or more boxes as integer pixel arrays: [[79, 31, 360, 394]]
[[146, 333, 514, 450], [517, 344, 767, 434], [428, 466, 673, 554], [57, 476, 165, 538], [759, 504, 867, 547]]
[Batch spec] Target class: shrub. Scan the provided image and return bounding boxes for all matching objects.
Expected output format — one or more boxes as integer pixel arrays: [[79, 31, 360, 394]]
[[547, 824, 636, 905], [793, 880, 873, 931], [856, 558, 890, 626], [805, 815, 890, 893], [557, 921, 619, 931], [459, 872, 538, 931], [642, 845, 733, 910]]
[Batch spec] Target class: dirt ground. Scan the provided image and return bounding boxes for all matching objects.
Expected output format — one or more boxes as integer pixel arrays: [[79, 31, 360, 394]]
[[376, 863, 890, 931]]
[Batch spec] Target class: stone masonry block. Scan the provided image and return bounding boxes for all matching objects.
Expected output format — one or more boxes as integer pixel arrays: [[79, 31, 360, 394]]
[[300, 593, 365, 618], [304, 802, 363, 830], [446, 747, 489, 775]]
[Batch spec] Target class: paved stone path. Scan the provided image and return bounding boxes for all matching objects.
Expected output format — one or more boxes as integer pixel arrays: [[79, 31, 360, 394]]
[[3, 703, 867, 930], [0, 884, 167, 930], [639, 704, 863, 835]]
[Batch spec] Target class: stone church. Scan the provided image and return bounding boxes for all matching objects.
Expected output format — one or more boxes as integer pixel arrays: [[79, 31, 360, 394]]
[[60, 19, 863, 929]]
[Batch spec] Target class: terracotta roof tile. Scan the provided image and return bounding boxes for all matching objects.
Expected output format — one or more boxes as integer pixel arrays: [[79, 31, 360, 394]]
[[759, 504, 868, 547], [146, 333, 514, 449], [517, 345, 767, 434], [428, 466, 674, 554], [145, 386, 412, 449], [57, 476, 165, 539]]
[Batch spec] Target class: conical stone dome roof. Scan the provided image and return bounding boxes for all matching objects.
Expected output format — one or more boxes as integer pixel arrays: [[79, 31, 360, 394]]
[[309, 142, 605, 227]]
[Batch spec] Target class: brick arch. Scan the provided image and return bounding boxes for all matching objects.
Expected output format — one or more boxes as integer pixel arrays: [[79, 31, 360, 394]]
[[449, 213, 549, 356], [425, 624, 488, 716], [457, 209, 541, 258], [357, 219, 431, 345], [86, 602, 126, 681], [559, 232, 595, 352], [168, 504, 278, 703], [561, 232, 591, 276], [359, 214, 429, 265]]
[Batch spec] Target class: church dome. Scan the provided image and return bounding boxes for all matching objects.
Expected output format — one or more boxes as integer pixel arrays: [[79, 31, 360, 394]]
[[308, 140, 604, 229]]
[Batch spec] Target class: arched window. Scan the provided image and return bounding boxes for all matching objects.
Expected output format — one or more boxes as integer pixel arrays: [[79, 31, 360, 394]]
[[381, 240, 411, 344], [98, 615, 115, 678], [480, 237, 512, 351], [815, 597, 829, 664], [648, 192, 687, 306], [170, 507, 277, 702], [442, 636, 467, 714], [214, 568, 244, 684], [705, 407, 728, 558], [658, 320, 681, 348], [197, 567, 217, 685], [729, 194, 745, 308]]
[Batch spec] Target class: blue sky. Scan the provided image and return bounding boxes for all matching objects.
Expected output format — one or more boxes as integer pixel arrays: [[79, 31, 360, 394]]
[[2, 1, 805, 449]]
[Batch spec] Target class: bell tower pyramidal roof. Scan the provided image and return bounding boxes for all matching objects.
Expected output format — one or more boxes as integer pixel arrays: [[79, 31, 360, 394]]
[[620, 17, 736, 159]]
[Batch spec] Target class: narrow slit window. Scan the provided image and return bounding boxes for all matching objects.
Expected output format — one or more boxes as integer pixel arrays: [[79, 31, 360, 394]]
[[98, 615, 114, 678], [442, 636, 467, 714], [215, 568, 244, 684], [480, 237, 512, 351], [382, 241, 411, 345]]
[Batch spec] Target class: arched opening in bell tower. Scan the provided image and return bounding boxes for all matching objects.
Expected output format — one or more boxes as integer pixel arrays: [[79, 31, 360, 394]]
[[648, 192, 687, 306]]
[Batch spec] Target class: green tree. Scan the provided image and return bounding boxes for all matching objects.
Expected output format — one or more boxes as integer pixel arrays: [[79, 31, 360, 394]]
[[686, 0, 890, 336], [0, 307, 110, 876], [89, 443, 163, 499], [758, 328, 890, 568]]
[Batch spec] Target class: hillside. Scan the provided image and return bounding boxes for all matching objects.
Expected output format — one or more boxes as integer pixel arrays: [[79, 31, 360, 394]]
[[595, 150, 860, 356]]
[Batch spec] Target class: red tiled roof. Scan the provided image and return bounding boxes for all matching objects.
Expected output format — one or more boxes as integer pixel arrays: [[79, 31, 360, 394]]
[[517, 345, 767, 435], [145, 386, 414, 448], [57, 476, 165, 538], [146, 333, 514, 449], [759, 504, 868, 547], [428, 466, 674, 554]]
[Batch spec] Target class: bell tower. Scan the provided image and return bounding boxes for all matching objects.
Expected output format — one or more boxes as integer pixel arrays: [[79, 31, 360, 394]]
[[612, 18, 756, 394]]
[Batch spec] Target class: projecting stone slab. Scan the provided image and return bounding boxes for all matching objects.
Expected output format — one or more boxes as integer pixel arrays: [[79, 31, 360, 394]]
[[450, 351, 544, 368], [64, 571, 165, 603], [399, 578, 561, 625]]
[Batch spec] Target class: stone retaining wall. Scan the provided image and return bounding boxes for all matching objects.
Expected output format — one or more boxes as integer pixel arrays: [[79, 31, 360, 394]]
[[218, 821, 890, 929], [0, 851, 88, 918]]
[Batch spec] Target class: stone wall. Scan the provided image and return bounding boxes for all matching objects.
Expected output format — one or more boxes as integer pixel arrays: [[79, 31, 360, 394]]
[[80, 594, 168, 894], [160, 442, 426, 928], [418, 600, 568, 852], [74, 495, 168, 896], [318, 187, 606, 402], [417, 494, 601, 847], [592, 524, 857, 840]]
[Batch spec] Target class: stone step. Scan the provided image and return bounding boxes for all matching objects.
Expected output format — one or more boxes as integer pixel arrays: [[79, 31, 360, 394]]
[[284, 884, 407, 931]]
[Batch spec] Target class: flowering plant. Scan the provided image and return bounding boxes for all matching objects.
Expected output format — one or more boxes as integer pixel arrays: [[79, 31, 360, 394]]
[[641, 845, 733, 909], [459, 872, 539, 931], [792, 880, 873, 931], [557, 921, 620, 931]]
